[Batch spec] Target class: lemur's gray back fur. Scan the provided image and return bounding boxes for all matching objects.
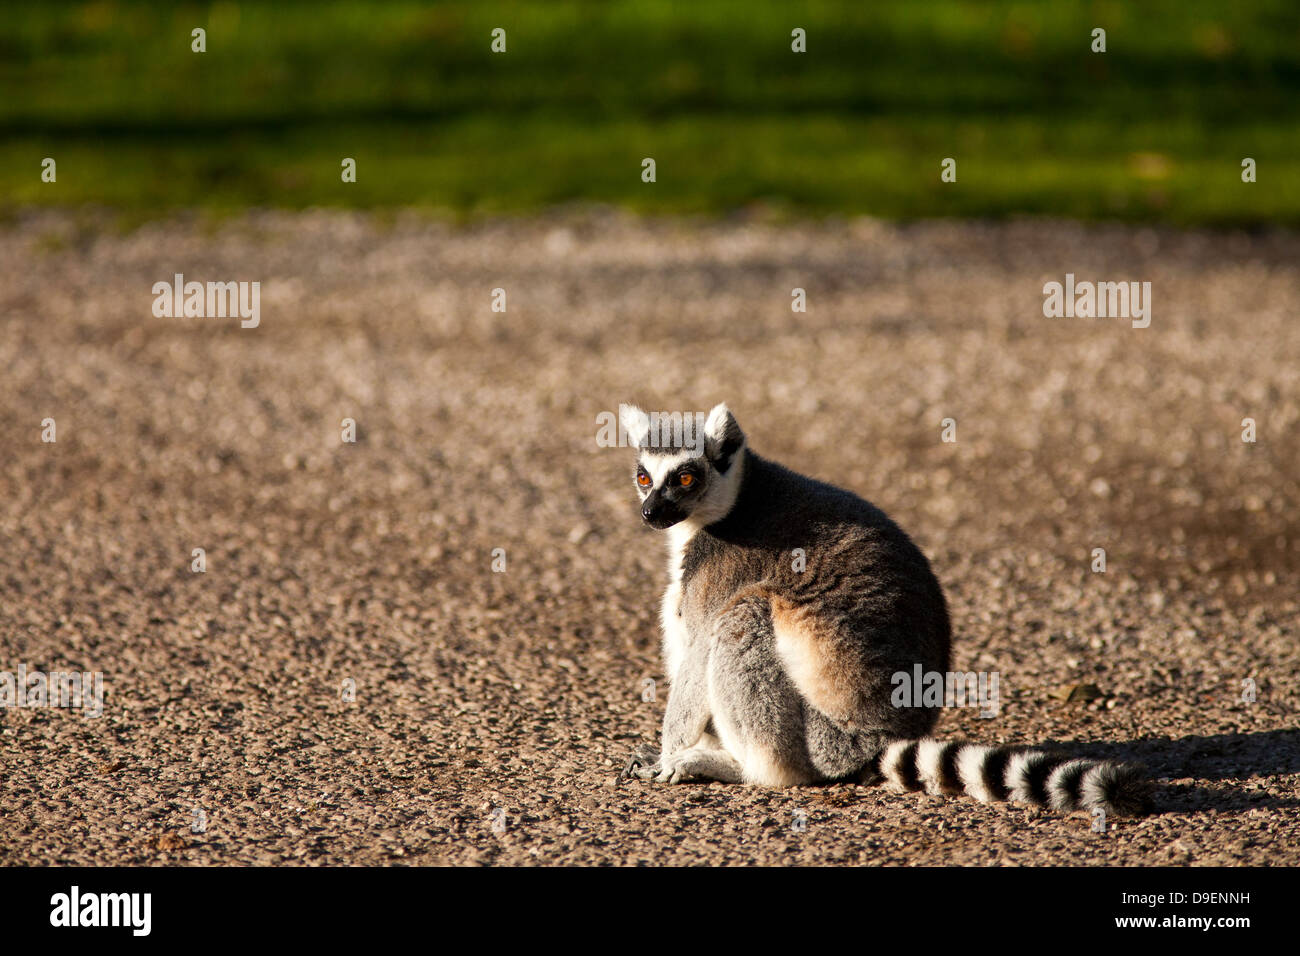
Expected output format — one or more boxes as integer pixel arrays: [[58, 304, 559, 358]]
[[619, 403, 1151, 818]]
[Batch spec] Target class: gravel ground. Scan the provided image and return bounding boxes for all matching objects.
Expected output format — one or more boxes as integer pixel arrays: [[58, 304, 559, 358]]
[[1, 209, 1297, 866]]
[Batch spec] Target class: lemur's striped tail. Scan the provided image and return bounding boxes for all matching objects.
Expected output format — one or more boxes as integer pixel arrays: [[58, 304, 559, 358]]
[[873, 738, 1151, 816]]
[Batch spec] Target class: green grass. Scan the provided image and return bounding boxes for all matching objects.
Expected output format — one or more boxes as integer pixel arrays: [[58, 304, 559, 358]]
[[3, 0, 1299, 223]]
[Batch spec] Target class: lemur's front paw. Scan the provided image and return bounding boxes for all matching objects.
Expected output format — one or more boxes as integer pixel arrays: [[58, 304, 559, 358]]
[[652, 751, 699, 785], [621, 743, 661, 781]]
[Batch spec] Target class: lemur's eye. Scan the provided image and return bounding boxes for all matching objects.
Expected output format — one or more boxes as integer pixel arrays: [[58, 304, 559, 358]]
[[637, 472, 652, 488], [679, 473, 695, 487]]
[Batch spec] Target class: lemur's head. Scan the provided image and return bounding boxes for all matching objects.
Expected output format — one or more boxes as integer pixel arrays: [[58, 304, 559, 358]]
[[620, 402, 746, 531]]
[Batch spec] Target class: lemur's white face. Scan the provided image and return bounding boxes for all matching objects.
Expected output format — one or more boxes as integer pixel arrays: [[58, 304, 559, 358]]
[[634, 450, 713, 529], [621, 403, 746, 531]]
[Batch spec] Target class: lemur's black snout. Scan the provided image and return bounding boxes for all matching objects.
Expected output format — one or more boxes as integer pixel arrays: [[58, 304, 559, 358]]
[[641, 493, 685, 529]]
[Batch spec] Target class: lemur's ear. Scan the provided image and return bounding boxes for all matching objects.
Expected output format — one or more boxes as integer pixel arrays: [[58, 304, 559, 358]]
[[703, 403, 745, 472], [619, 403, 651, 449]]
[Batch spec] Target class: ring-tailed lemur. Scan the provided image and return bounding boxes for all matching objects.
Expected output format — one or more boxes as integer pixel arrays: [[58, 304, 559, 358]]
[[618, 403, 1150, 817]]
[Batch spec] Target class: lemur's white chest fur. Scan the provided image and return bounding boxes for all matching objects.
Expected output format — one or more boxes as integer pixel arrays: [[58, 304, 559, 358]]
[[660, 523, 696, 680], [658, 451, 745, 680]]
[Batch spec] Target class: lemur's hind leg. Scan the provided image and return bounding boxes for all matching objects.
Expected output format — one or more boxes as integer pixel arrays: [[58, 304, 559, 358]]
[[624, 591, 884, 787], [802, 708, 891, 782], [706, 593, 820, 786]]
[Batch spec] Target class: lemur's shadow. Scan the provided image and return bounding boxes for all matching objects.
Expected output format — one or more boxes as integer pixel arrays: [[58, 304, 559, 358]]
[[1049, 729, 1300, 813]]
